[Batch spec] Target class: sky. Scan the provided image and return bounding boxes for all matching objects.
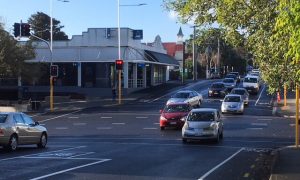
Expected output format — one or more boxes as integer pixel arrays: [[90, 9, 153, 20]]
[[0, 0, 194, 43]]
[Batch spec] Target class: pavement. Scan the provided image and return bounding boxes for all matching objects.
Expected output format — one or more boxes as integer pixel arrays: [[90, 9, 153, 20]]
[[270, 90, 300, 180]]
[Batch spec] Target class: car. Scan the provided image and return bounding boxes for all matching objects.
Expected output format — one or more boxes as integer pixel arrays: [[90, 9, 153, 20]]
[[225, 73, 238, 83], [222, 78, 236, 91], [230, 88, 249, 105], [167, 90, 203, 108], [243, 75, 260, 94], [182, 108, 223, 143], [159, 102, 192, 130], [228, 72, 240, 83], [221, 94, 244, 114], [208, 82, 228, 97], [0, 112, 47, 151]]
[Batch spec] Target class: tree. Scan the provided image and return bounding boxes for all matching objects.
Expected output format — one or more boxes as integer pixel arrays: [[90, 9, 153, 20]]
[[0, 22, 35, 78], [28, 12, 68, 41], [164, 0, 288, 93]]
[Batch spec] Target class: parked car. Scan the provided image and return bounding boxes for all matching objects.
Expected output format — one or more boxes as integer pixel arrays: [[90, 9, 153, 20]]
[[230, 88, 249, 106], [182, 108, 223, 143], [167, 90, 203, 107], [243, 75, 260, 94], [221, 94, 244, 114], [0, 112, 47, 151], [208, 82, 228, 97], [159, 102, 192, 130], [222, 78, 236, 90]]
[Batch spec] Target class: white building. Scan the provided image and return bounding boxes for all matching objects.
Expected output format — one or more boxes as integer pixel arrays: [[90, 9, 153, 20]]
[[26, 28, 179, 97]]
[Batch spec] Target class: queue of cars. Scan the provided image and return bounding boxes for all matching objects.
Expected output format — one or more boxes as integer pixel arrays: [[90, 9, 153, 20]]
[[160, 69, 260, 143]]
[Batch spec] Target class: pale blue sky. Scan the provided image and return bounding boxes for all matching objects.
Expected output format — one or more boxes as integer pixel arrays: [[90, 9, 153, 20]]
[[0, 0, 194, 42]]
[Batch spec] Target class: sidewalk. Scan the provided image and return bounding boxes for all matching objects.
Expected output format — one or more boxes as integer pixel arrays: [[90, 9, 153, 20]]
[[270, 90, 300, 180]]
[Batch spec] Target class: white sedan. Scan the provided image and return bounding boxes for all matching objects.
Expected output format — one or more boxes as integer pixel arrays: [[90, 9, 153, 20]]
[[167, 90, 203, 108], [221, 94, 244, 114]]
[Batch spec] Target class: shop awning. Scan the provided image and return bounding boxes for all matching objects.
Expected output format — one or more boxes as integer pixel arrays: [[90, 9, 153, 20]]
[[144, 50, 179, 66]]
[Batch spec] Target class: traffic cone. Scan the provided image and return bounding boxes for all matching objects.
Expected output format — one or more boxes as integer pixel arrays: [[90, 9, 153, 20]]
[[277, 92, 281, 103]]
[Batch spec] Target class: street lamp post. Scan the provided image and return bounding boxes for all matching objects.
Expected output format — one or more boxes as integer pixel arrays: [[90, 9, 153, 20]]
[[117, 0, 146, 105]]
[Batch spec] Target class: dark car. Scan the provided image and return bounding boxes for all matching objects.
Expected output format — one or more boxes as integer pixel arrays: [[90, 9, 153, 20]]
[[225, 74, 238, 83], [208, 82, 228, 97], [159, 102, 192, 130], [228, 72, 240, 83]]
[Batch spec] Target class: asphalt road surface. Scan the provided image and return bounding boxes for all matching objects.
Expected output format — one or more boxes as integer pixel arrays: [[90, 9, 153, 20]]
[[0, 80, 294, 180]]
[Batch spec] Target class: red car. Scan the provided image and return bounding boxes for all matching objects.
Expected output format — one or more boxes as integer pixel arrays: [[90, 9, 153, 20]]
[[159, 102, 192, 130]]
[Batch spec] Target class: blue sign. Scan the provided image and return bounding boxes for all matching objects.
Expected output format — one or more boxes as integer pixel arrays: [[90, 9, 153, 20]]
[[133, 30, 143, 40], [138, 63, 145, 68]]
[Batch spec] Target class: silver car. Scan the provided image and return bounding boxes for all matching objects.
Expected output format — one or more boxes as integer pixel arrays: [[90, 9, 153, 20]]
[[182, 108, 223, 143], [167, 90, 203, 108], [221, 94, 244, 114], [223, 78, 236, 90], [0, 112, 47, 151], [230, 88, 249, 105]]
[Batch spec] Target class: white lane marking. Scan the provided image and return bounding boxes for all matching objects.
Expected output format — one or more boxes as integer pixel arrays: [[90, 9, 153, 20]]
[[97, 127, 112, 130], [0, 146, 86, 162], [30, 159, 111, 180], [39, 110, 81, 123], [143, 127, 157, 130], [68, 152, 95, 158], [112, 123, 125, 125], [255, 85, 266, 106], [68, 116, 79, 119], [101, 117, 112, 119], [136, 117, 148, 119], [247, 128, 263, 130], [251, 123, 268, 126], [73, 123, 86, 126], [198, 148, 244, 180], [257, 119, 272, 121], [55, 127, 68, 130]]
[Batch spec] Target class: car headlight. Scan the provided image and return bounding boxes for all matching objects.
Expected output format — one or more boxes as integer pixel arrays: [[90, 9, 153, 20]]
[[160, 116, 167, 121], [209, 90, 212, 93], [180, 116, 187, 122]]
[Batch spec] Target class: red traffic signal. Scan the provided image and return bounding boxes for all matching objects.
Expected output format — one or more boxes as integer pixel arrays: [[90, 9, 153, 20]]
[[115, 59, 123, 70], [50, 65, 59, 77]]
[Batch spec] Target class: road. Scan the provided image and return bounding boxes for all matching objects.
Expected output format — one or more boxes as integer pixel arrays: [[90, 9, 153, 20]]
[[0, 80, 295, 180]]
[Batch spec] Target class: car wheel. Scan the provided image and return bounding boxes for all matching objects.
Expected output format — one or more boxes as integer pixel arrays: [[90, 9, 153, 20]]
[[37, 133, 47, 148], [220, 131, 224, 139], [160, 127, 165, 131], [215, 132, 220, 143], [5, 135, 18, 151], [182, 138, 188, 143], [198, 100, 201, 107]]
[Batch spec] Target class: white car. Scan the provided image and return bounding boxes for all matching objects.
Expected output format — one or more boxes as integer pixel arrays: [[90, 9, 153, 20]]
[[167, 90, 203, 108], [182, 108, 223, 143], [221, 94, 244, 114], [243, 75, 260, 94]]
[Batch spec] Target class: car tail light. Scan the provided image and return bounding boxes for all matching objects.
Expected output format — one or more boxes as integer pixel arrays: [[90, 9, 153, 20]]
[[0, 128, 4, 136]]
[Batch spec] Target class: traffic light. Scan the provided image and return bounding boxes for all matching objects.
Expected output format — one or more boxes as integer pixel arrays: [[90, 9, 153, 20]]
[[21, 23, 30, 36], [115, 60, 124, 70], [13, 23, 20, 37], [50, 65, 59, 77]]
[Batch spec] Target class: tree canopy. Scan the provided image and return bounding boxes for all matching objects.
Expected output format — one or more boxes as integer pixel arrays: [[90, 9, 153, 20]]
[[28, 12, 68, 41], [164, 0, 298, 93]]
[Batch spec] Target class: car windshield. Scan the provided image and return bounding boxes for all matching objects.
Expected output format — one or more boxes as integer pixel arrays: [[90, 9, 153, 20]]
[[244, 77, 257, 83], [187, 112, 215, 122], [0, 114, 8, 123], [164, 104, 190, 113], [211, 83, 224, 88], [224, 96, 241, 102], [223, 79, 234, 83], [172, 92, 190, 98], [226, 74, 236, 79], [231, 90, 245, 95]]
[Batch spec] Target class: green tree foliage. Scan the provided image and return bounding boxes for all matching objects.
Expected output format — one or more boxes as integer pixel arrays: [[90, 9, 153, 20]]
[[164, 0, 296, 93], [0, 23, 35, 78], [28, 12, 68, 41]]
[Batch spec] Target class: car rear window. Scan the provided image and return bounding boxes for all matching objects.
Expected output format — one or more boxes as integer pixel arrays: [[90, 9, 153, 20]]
[[164, 104, 190, 113], [188, 112, 215, 122], [224, 96, 241, 102], [211, 83, 224, 88], [0, 114, 8, 123], [244, 77, 257, 83], [173, 92, 189, 98]]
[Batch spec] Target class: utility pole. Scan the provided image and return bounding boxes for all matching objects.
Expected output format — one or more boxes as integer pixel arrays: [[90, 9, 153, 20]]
[[192, 26, 197, 81], [217, 38, 220, 74]]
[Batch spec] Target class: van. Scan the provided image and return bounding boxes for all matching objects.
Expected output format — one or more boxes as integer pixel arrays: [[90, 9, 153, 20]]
[[242, 75, 260, 94]]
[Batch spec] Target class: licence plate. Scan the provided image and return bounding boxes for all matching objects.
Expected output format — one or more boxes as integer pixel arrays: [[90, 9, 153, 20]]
[[170, 122, 177, 125], [214, 92, 219, 94], [196, 129, 203, 136]]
